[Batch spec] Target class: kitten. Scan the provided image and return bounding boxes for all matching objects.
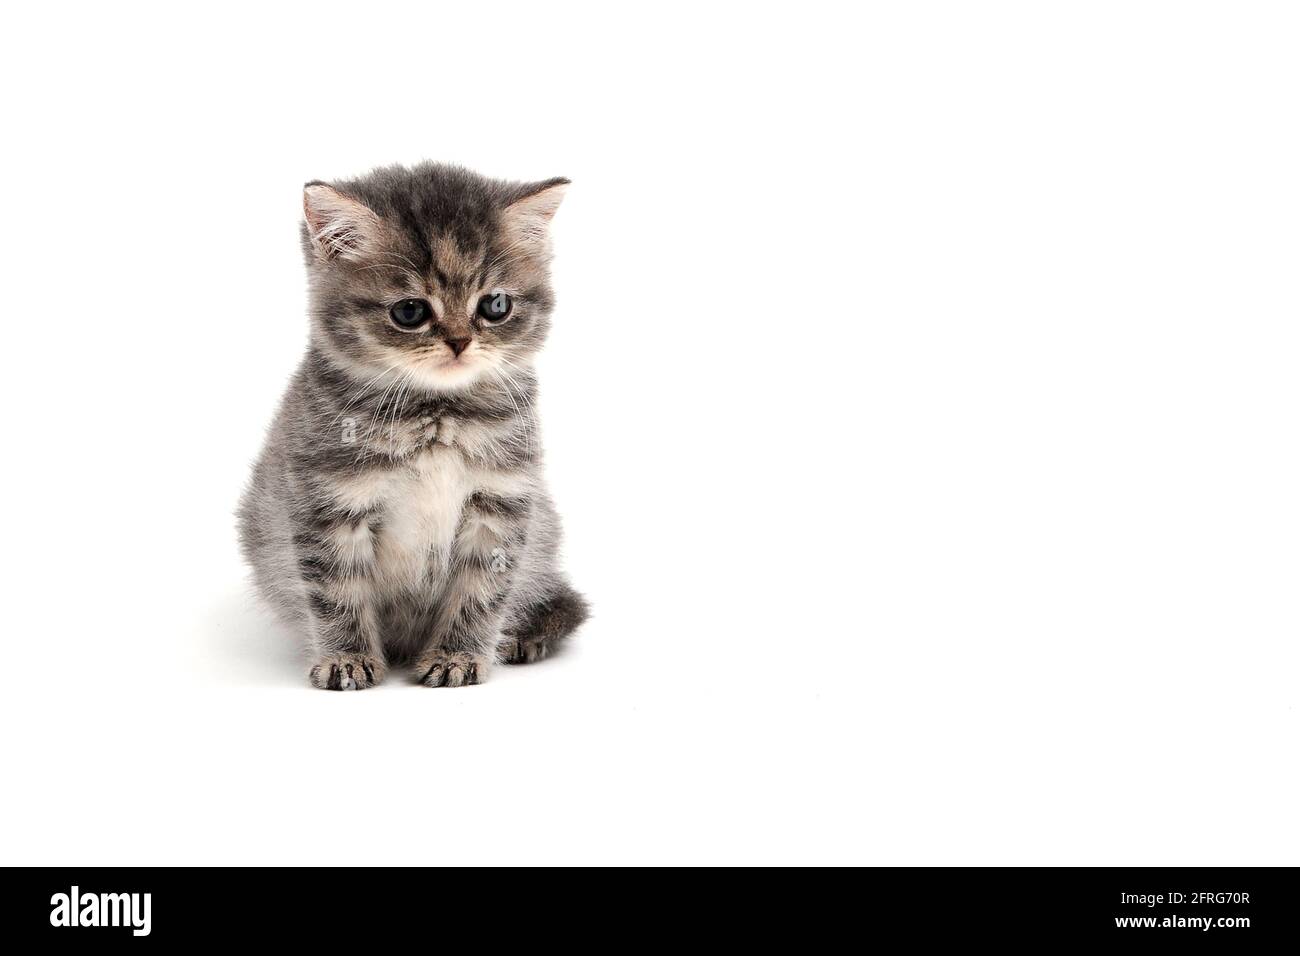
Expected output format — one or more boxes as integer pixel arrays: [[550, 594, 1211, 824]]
[[238, 163, 588, 689]]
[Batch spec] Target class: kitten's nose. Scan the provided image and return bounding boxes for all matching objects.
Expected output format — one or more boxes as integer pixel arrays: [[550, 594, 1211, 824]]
[[445, 337, 471, 357]]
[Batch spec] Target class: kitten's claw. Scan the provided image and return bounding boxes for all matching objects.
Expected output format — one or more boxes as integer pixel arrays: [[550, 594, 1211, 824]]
[[309, 653, 385, 691], [415, 650, 490, 688]]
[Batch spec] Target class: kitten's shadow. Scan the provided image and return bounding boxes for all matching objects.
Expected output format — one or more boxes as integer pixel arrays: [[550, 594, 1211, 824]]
[[200, 588, 304, 686], [200, 587, 578, 688]]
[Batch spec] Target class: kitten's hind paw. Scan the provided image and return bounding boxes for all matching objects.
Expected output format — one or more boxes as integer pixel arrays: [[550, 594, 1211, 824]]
[[500, 585, 588, 664], [309, 653, 385, 691], [498, 635, 555, 665], [415, 650, 490, 688]]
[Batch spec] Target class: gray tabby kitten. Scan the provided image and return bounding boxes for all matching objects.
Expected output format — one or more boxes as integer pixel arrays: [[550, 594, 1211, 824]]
[[239, 163, 588, 690]]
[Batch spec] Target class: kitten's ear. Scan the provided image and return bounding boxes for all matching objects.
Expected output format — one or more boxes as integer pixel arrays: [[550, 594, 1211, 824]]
[[302, 183, 383, 261], [502, 178, 569, 251]]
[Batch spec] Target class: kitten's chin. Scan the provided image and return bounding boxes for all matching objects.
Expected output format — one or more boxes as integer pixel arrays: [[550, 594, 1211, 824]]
[[405, 356, 489, 392]]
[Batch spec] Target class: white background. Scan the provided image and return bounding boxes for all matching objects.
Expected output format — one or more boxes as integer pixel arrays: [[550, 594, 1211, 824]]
[[1, 2, 1296, 865]]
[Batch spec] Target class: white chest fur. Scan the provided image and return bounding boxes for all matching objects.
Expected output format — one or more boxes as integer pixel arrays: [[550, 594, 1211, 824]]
[[370, 447, 471, 590]]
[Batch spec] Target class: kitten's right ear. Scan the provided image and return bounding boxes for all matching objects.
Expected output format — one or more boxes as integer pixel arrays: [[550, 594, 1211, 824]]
[[302, 183, 383, 261]]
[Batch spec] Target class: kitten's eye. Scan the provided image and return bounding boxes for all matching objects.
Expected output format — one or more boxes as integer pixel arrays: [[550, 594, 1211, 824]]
[[389, 298, 431, 329], [476, 293, 513, 324]]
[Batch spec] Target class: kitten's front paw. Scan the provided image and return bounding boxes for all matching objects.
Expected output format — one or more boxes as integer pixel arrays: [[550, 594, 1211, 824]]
[[415, 650, 489, 688], [309, 653, 385, 691]]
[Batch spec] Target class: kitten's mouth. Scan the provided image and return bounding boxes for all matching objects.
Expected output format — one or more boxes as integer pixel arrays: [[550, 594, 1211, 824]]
[[435, 345, 474, 365], [413, 347, 471, 368]]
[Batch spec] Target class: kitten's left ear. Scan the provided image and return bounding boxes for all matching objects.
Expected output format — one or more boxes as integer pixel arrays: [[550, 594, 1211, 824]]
[[502, 178, 569, 250]]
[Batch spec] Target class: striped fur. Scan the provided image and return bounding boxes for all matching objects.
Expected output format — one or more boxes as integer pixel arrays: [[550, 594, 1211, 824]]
[[239, 163, 588, 689]]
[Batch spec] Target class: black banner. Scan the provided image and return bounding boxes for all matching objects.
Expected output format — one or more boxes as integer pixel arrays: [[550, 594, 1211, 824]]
[[6, 867, 1296, 945]]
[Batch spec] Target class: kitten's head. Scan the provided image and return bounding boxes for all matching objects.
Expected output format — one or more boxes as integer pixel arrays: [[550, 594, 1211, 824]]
[[300, 163, 568, 391]]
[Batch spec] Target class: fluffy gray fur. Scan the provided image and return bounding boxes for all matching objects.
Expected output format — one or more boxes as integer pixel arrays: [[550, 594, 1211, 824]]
[[238, 163, 588, 690]]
